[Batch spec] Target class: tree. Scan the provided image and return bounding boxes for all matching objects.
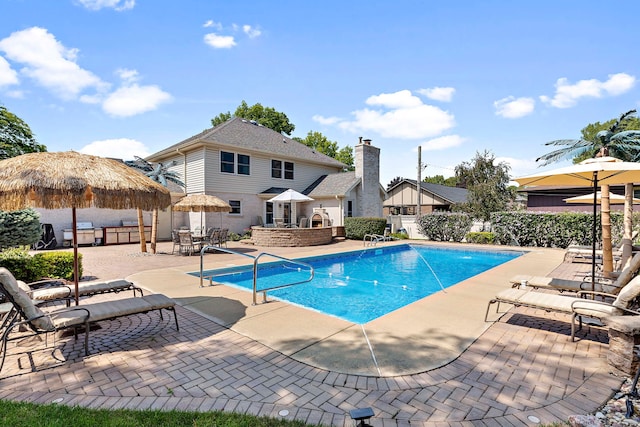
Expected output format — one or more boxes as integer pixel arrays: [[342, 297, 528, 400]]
[[387, 176, 404, 190], [454, 150, 515, 222], [126, 157, 185, 254], [0, 105, 46, 159], [537, 110, 640, 274], [293, 131, 354, 169], [211, 100, 295, 135], [423, 175, 458, 187]]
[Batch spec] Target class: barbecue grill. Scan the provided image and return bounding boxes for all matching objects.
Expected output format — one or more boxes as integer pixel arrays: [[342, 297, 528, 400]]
[[62, 222, 103, 246]]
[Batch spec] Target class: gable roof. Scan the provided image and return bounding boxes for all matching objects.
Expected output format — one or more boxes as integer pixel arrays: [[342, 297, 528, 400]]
[[392, 179, 468, 204], [147, 117, 346, 168], [303, 172, 361, 198]]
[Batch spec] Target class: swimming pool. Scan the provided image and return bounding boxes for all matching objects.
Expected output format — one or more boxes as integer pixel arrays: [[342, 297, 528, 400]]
[[196, 244, 523, 324]]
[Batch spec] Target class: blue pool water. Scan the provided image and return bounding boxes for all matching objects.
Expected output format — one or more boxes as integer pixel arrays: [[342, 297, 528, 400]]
[[195, 244, 522, 324]]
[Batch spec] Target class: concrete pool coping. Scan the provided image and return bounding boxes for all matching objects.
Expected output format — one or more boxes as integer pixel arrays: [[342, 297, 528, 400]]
[[127, 240, 564, 376]]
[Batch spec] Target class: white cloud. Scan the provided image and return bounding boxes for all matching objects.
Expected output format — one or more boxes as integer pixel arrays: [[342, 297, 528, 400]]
[[203, 20, 222, 30], [102, 83, 172, 117], [75, 0, 135, 11], [0, 27, 107, 100], [0, 56, 18, 86], [540, 73, 636, 108], [421, 135, 465, 151], [115, 68, 139, 84], [5, 89, 24, 98], [243, 25, 262, 39], [337, 90, 455, 139], [312, 115, 341, 125], [494, 96, 535, 118], [79, 138, 149, 160], [418, 87, 455, 102], [204, 33, 236, 49]]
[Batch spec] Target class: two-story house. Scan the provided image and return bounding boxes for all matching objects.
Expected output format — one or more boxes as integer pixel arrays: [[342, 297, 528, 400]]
[[146, 117, 385, 238]]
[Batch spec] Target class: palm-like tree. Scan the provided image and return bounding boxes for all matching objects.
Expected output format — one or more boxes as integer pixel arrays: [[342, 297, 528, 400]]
[[126, 157, 184, 253], [537, 110, 640, 274]]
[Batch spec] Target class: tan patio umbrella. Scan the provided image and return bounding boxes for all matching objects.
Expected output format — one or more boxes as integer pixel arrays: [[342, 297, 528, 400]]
[[515, 156, 640, 285], [172, 193, 232, 229], [0, 151, 171, 304], [564, 191, 640, 204]]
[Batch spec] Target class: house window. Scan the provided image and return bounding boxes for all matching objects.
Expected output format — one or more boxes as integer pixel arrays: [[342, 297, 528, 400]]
[[221, 151, 250, 175], [221, 151, 235, 174], [284, 162, 294, 180], [237, 154, 250, 175], [229, 200, 241, 215], [271, 160, 282, 178], [347, 200, 353, 217]]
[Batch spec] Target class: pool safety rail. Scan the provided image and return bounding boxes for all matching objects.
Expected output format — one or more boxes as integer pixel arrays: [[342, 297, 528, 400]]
[[363, 233, 385, 246], [199, 245, 314, 305]]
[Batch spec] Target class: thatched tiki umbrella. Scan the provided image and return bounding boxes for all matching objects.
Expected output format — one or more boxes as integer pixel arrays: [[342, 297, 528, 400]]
[[173, 194, 232, 229], [0, 151, 171, 304]]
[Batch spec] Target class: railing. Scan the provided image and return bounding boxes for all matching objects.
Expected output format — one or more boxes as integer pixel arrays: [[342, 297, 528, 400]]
[[199, 245, 314, 305], [363, 234, 383, 247]]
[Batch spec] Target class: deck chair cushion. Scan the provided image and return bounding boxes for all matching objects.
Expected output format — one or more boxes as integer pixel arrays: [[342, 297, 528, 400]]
[[613, 276, 640, 309], [0, 268, 54, 331], [16, 280, 33, 297]]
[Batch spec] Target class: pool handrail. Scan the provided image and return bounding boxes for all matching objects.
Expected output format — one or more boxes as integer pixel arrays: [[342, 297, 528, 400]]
[[363, 233, 384, 246], [199, 245, 314, 305]]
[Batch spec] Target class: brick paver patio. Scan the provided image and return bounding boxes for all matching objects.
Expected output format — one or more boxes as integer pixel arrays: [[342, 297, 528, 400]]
[[0, 241, 625, 426]]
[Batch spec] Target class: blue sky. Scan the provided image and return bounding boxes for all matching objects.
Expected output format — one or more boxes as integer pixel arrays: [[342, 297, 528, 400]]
[[1, 0, 639, 186]]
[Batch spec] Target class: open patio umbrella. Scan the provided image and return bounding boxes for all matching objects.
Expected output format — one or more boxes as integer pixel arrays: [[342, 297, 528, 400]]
[[564, 191, 640, 205], [268, 189, 313, 227], [515, 156, 640, 286], [0, 151, 171, 304], [172, 193, 232, 229]]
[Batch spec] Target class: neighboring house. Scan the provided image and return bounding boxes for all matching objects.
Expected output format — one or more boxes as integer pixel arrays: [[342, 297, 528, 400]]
[[521, 185, 638, 212], [384, 179, 468, 215], [146, 118, 385, 236]]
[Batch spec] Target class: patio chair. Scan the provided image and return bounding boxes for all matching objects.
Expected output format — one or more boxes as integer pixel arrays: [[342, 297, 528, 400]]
[[511, 251, 640, 295], [0, 267, 179, 372], [274, 218, 285, 228], [16, 278, 143, 306], [564, 231, 638, 263], [485, 275, 640, 341], [218, 229, 229, 247], [208, 228, 221, 247], [170, 230, 181, 254], [178, 231, 201, 256]]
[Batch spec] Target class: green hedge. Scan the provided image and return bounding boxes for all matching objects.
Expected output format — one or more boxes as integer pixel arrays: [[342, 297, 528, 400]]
[[0, 248, 81, 282], [344, 217, 387, 240], [0, 209, 41, 250], [466, 232, 496, 244], [416, 212, 474, 242], [490, 211, 631, 248]]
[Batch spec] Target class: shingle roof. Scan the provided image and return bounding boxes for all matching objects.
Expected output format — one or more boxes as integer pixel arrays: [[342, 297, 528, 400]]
[[399, 179, 468, 204], [147, 117, 346, 168], [304, 172, 360, 198]]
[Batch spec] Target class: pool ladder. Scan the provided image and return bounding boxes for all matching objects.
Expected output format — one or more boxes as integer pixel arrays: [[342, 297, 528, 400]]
[[363, 233, 384, 247], [199, 245, 314, 305]]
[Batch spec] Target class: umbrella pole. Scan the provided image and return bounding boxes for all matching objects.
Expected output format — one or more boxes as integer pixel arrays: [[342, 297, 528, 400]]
[[591, 173, 598, 291], [72, 207, 79, 306]]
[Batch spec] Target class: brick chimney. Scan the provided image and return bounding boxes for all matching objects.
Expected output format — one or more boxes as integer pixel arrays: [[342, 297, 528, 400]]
[[355, 137, 382, 217]]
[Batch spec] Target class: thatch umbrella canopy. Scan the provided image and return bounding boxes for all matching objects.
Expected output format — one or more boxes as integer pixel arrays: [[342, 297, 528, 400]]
[[173, 194, 232, 213], [173, 194, 232, 230], [0, 151, 172, 304]]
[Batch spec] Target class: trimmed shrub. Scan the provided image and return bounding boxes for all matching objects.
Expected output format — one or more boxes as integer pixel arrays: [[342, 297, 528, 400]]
[[416, 212, 473, 242], [33, 252, 81, 281], [344, 217, 387, 240], [466, 232, 496, 244], [490, 211, 630, 248], [0, 209, 41, 250], [0, 248, 80, 282]]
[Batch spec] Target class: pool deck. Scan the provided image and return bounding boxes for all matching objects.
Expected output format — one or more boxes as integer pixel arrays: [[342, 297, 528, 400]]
[[0, 239, 623, 425]]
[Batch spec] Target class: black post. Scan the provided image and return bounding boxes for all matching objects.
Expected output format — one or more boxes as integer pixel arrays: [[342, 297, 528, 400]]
[[591, 172, 598, 289]]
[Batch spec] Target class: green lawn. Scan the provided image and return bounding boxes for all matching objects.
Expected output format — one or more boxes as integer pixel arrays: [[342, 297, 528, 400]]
[[0, 400, 321, 427]]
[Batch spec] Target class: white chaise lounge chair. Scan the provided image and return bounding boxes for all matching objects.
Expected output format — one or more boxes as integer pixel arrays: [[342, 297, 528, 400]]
[[485, 275, 640, 341]]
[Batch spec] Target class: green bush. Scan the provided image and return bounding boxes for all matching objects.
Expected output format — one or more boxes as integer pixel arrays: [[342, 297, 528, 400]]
[[391, 232, 409, 240], [416, 212, 474, 242], [466, 232, 496, 244], [490, 211, 632, 248], [344, 217, 387, 240], [33, 252, 81, 281], [0, 248, 80, 282], [0, 209, 42, 250]]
